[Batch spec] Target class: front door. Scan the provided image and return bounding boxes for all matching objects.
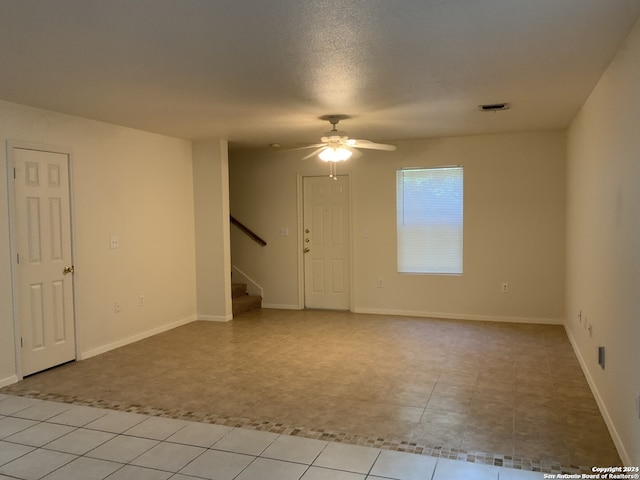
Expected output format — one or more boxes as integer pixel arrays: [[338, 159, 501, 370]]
[[12, 147, 76, 376], [303, 175, 350, 310]]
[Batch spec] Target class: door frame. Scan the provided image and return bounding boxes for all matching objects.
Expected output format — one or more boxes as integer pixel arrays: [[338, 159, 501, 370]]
[[6, 140, 79, 380], [296, 173, 354, 311]]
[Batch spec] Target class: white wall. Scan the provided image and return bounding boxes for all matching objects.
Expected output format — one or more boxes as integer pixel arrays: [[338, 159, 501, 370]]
[[230, 131, 566, 323], [0, 100, 197, 384], [566, 18, 640, 466], [193, 139, 232, 321]]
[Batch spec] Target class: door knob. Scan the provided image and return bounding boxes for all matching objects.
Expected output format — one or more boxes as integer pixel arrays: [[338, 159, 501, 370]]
[[303, 247, 310, 253], [305, 229, 310, 234], [63, 265, 75, 275]]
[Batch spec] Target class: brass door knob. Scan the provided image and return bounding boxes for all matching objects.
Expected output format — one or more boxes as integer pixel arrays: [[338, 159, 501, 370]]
[[63, 265, 75, 275], [303, 247, 310, 253]]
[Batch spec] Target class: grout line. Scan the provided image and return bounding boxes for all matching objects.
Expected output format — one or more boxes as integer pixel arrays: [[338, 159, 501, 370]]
[[366, 449, 382, 477], [0, 392, 592, 475]]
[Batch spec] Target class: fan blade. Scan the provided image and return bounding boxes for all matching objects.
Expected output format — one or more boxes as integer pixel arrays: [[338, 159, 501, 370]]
[[302, 146, 328, 160], [348, 139, 397, 151], [284, 143, 326, 151]]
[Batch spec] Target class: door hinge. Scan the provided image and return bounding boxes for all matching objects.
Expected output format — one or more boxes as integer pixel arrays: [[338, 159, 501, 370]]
[[16, 253, 20, 264], [13, 167, 16, 179], [20, 337, 23, 348]]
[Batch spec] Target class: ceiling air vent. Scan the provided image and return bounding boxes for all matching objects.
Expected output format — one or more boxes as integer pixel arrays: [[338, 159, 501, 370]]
[[479, 103, 510, 112]]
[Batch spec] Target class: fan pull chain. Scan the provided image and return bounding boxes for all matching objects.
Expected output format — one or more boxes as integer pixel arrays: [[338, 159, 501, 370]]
[[329, 161, 338, 179]]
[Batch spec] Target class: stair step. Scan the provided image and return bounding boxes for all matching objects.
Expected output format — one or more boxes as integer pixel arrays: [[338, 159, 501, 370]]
[[231, 282, 247, 298], [232, 294, 262, 317]]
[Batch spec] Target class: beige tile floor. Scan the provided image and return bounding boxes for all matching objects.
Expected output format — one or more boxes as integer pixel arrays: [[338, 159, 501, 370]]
[[1, 309, 621, 473], [0, 393, 547, 479]]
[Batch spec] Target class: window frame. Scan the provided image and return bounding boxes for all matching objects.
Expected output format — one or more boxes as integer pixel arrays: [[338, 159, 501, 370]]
[[396, 166, 464, 275]]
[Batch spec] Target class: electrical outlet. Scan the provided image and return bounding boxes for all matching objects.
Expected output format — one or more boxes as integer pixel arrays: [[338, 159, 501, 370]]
[[110, 235, 120, 249], [114, 301, 121, 313], [377, 278, 384, 288], [501, 282, 509, 293], [138, 295, 145, 307]]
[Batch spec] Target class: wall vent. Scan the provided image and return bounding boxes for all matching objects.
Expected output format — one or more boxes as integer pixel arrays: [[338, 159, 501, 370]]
[[479, 103, 511, 112], [598, 346, 605, 369]]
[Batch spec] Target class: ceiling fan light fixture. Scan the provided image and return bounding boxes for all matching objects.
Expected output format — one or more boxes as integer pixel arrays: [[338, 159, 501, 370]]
[[319, 146, 352, 162], [299, 115, 395, 178]]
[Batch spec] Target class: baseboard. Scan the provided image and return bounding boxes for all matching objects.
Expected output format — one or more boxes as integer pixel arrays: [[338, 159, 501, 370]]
[[0, 375, 19, 388], [258, 305, 562, 323], [352, 307, 563, 325], [198, 314, 233, 322], [564, 326, 631, 465], [78, 315, 197, 360], [261, 303, 300, 310]]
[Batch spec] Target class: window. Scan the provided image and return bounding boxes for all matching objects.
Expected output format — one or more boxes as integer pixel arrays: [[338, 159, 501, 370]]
[[396, 166, 463, 274]]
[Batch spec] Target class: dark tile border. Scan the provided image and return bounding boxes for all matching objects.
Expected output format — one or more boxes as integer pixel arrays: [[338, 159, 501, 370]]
[[1, 389, 590, 475]]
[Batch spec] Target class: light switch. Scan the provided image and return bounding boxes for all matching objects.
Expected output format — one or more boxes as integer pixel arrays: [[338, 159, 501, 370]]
[[280, 227, 288, 237]]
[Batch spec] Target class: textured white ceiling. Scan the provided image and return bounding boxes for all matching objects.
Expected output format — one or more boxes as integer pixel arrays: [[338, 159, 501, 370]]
[[1, 0, 639, 149]]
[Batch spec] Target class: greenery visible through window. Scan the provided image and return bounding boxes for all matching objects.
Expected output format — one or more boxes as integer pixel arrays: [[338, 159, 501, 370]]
[[396, 166, 463, 274]]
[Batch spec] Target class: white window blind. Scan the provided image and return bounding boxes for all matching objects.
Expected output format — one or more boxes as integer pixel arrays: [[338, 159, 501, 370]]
[[396, 167, 463, 274]]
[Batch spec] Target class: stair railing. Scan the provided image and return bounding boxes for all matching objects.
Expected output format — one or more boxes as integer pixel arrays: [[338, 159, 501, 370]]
[[230, 215, 267, 247]]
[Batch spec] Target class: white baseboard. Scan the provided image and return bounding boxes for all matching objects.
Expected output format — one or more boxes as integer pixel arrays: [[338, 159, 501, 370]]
[[261, 303, 300, 310], [352, 307, 563, 325], [0, 375, 19, 388], [198, 314, 233, 322], [258, 305, 561, 324], [79, 316, 197, 360], [564, 327, 631, 465]]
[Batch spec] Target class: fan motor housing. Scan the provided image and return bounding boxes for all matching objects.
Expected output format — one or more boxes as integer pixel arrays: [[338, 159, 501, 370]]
[[321, 134, 349, 143]]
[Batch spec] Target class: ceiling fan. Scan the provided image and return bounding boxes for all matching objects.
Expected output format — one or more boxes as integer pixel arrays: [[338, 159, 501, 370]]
[[298, 115, 397, 177]]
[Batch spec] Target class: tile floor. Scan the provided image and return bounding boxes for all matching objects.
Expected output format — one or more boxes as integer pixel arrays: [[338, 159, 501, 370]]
[[0, 393, 545, 479], [1, 310, 621, 474]]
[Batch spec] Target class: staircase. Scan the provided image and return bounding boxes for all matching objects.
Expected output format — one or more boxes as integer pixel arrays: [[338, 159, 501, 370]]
[[229, 216, 264, 317], [232, 282, 262, 317]]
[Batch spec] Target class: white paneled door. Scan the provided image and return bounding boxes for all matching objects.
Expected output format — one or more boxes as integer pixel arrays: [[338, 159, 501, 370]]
[[303, 175, 350, 310], [12, 147, 76, 376]]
